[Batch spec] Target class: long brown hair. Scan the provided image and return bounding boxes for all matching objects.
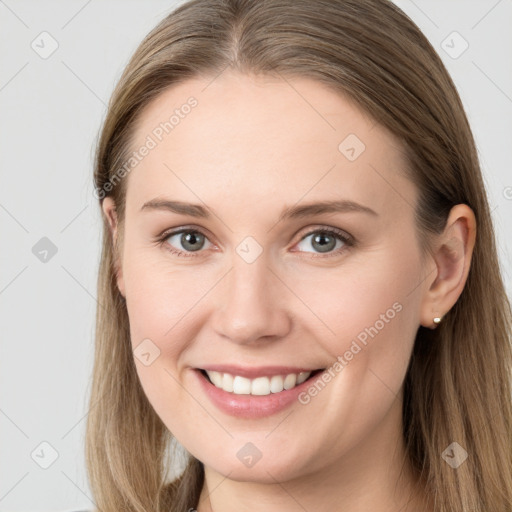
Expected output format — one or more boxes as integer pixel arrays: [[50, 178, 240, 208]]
[[87, 1, 512, 510]]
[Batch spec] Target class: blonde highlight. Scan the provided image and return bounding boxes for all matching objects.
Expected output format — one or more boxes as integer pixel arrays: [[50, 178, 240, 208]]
[[87, 1, 512, 510]]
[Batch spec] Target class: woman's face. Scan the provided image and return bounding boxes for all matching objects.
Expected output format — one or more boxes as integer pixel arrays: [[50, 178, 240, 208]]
[[103, 71, 434, 483]]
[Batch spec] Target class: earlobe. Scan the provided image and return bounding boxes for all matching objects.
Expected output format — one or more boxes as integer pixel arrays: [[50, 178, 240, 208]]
[[419, 204, 476, 329], [101, 197, 126, 298]]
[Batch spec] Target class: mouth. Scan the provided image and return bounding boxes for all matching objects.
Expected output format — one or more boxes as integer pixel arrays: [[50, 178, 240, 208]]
[[198, 368, 325, 396]]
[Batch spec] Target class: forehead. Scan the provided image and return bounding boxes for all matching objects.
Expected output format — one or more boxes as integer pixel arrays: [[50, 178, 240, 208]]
[[125, 72, 415, 222]]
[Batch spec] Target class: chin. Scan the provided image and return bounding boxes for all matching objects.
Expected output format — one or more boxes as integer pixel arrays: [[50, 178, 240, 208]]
[[202, 451, 311, 484]]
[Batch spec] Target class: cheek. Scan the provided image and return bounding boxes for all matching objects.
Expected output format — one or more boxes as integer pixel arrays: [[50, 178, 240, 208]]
[[282, 250, 421, 461], [122, 249, 211, 353], [290, 247, 419, 344], [116, 239, 425, 480], [121, 252, 208, 440], [291, 245, 421, 397]]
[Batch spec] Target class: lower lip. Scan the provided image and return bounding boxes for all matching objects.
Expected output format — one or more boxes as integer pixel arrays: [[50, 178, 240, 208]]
[[194, 369, 318, 419]]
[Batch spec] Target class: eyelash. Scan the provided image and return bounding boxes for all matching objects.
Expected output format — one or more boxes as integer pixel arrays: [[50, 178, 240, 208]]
[[155, 225, 355, 259]]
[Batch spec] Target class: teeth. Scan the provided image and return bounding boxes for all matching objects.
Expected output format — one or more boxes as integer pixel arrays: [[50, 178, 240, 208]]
[[233, 376, 251, 394], [296, 371, 310, 384], [283, 373, 297, 390], [209, 371, 223, 388], [222, 373, 234, 392], [270, 375, 284, 393], [251, 376, 271, 396], [205, 370, 312, 396]]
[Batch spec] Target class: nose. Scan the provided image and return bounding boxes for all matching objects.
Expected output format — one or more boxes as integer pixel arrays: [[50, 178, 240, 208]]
[[211, 254, 292, 346]]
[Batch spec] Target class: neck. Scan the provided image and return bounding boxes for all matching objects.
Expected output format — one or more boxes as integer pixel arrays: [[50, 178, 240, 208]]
[[196, 396, 432, 512]]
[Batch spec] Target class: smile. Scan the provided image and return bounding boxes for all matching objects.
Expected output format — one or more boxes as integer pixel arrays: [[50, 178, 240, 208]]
[[194, 365, 326, 418], [202, 369, 314, 395]]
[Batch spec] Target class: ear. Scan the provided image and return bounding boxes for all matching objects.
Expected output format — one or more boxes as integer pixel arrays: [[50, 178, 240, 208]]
[[419, 204, 476, 329], [101, 197, 126, 298]]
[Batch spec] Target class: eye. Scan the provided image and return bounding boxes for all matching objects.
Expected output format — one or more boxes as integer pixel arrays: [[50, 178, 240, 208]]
[[158, 228, 213, 257], [157, 226, 354, 258], [292, 227, 353, 257]]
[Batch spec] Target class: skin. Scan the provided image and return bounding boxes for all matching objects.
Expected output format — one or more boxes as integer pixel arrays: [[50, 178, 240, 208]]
[[102, 71, 476, 512]]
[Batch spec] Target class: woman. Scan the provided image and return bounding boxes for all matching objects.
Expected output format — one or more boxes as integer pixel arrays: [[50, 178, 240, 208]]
[[86, 0, 512, 510]]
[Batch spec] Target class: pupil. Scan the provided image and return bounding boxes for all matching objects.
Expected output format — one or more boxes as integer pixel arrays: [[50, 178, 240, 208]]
[[313, 233, 335, 253], [183, 232, 203, 251]]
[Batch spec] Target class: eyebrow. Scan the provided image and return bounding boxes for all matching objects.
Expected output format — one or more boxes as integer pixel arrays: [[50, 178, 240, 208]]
[[140, 198, 378, 220]]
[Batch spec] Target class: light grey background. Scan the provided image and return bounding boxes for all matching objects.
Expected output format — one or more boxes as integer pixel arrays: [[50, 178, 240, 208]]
[[0, 1, 511, 511]]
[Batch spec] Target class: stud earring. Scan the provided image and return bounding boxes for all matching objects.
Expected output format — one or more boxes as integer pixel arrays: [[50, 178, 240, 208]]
[[432, 315, 442, 327]]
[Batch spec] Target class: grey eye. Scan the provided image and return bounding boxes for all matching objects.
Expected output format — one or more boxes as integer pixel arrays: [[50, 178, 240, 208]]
[[166, 230, 212, 252], [296, 232, 345, 254]]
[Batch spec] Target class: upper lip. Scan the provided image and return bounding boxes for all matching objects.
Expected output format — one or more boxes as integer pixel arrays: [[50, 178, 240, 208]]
[[198, 364, 323, 379]]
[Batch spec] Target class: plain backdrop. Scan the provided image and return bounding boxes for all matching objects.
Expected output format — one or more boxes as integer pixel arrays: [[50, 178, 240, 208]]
[[0, 1, 511, 511]]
